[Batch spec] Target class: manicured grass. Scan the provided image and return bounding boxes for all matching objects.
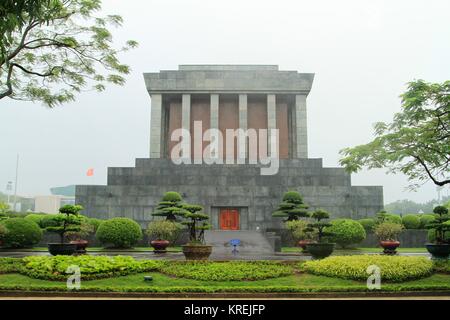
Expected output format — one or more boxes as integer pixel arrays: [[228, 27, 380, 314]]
[[0, 272, 449, 293], [281, 247, 428, 253]]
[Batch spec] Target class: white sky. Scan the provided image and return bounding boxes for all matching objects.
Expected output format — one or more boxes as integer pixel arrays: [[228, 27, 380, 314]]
[[1, 0, 449, 203]]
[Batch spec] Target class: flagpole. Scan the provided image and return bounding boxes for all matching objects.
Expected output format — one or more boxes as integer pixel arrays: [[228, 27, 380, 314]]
[[13, 154, 19, 212]]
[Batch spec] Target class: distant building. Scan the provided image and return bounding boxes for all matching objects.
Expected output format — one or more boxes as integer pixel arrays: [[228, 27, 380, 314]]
[[34, 195, 75, 214]]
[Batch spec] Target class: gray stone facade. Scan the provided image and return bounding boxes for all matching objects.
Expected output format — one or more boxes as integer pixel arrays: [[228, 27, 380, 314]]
[[76, 158, 383, 229], [76, 65, 384, 229]]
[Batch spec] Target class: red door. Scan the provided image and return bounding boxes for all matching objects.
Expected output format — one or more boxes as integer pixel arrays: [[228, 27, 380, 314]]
[[219, 209, 239, 230]]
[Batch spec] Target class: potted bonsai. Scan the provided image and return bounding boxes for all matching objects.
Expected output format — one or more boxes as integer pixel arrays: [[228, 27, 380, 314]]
[[152, 191, 185, 221], [286, 219, 315, 253], [66, 217, 95, 254], [44, 205, 83, 256], [179, 203, 212, 260], [425, 205, 450, 259], [374, 222, 404, 254], [272, 191, 310, 221], [146, 220, 182, 253], [305, 209, 335, 259]]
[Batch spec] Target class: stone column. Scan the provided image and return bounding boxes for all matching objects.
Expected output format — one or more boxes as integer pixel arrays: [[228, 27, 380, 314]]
[[238, 94, 248, 159], [181, 94, 191, 159], [267, 94, 276, 154], [210, 94, 219, 130], [149, 94, 162, 158], [295, 94, 308, 158]]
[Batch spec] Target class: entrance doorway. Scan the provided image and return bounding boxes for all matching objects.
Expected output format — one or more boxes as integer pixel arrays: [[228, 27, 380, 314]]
[[219, 208, 240, 230]]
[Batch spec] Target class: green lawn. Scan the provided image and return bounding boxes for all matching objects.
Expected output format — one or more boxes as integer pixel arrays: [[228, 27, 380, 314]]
[[13, 246, 183, 252], [0, 272, 449, 293], [281, 247, 428, 253]]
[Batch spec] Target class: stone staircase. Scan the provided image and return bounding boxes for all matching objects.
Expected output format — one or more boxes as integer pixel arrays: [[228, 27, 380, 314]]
[[205, 230, 275, 259]]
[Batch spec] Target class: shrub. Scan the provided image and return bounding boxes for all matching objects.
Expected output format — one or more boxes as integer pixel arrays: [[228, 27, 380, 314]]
[[373, 222, 404, 241], [285, 220, 315, 242], [0, 258, 23, 274], [147, 220, 182, 242], [402, 214, 421, 229], [96, 217, 143, 248], [20, 255, 161, 280], [376, 211, 402, 224], [420, 214, 435, 229], [302, 255, 433, 282], [159, 261, 294, 281], [87, 218, 103, 232], [426, 206, 450, 244], [272, 191, 309, 221], [24, 214, 46, 227], [0, 224, 7, 243], [326, 219, 366, 248], [44, 205, 83, 243], [0, 218, 42, 248], [358, 218, 376, 232]]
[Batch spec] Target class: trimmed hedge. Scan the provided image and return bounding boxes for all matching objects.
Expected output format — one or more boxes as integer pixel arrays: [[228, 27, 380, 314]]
[[96, 218, 142, 248], [20, 255, 161, 281], [385, 214, 402, 224], [24, 214, 46, 227], [0, 218, 42, 248], [302, 255, 433, 282], [420, 214, 435, 229], [326, 219, 366, 248], [402, 214, 421, 229], [358, 218, 376, 232], [159, 261, 294, 281]]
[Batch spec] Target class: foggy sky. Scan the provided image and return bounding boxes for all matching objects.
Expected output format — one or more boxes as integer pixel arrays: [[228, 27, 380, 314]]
[[1, 0, 449, 204]]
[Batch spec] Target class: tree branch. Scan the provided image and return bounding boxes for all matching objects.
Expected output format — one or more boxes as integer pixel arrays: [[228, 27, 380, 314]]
[[414, 156, 450, 186]]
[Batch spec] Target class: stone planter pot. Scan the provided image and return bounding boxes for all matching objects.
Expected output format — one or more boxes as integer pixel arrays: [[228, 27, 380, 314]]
[[151, 240, 170, 253], [298, 240, 314, 253], [48, 243, 77, 256], [305, 243, 335, 259], [426, 243, 450, 260], [182, 244, 212, 260], [70, 240, 89, 254], [380, 240, 400, 255]]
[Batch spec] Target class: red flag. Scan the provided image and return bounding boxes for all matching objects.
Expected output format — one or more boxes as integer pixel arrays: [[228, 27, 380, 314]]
[[86, 168, 94, 177]]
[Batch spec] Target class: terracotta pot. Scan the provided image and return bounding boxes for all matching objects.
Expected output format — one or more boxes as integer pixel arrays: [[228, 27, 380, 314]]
[[298, 240, 314, 253], [151, 240, 170, 253], [380, 240, 400, 255], [70, 240, 89, 254], [182, 244, 212, 260]]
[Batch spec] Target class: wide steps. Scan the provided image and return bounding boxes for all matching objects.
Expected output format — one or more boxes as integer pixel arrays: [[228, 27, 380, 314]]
[[205, 230, 274, 257]]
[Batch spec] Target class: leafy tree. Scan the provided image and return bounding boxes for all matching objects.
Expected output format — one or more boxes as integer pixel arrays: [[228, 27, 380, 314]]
[[272, 191, 309, 221], [180, 204, 210, 244], [426, 206, 450, 244], [43, 204, 82, 243], [152, 191, 186, 221], [340, 80, 450, 189], [0, 0, 137, 107], [305, 209, 334, 243], [0, 202, 10, 219]]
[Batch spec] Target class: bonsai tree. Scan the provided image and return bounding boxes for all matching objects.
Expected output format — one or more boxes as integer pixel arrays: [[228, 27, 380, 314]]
[[305, 209, 334, 243], [426, 206, 450, 244], [272, 191, 309, 221], [44, 205, 83, 244], [65, 217, 95, 242], [286, 220, 316, 243], [180, 204, 210, 244], [373, 222, 404, 241], [152, 191, 185, 221]]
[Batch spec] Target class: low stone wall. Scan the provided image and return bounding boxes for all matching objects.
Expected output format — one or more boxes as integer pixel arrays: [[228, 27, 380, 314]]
[[268, 228, 429, 248]]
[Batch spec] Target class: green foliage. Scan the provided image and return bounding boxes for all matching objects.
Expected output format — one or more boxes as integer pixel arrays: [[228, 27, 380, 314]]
[[433, 260, 450, 274], [44, 205, 83, 243], [384, 196, 450, 215], [272, 191, 309, 221], [285, 220, 315, 242], [152, 191, 185, 221], [0, 0, 137, 106], [427, 228, 450, 243], [373, 222, 404, 241], [305, 209, 333, 243], [302, 255, 433, 282], [326, 219, 366, 248], [402, 214, 421, 229], [146, 220, 183, 242], [376, 211, 402, 224], [180, 204, 210, 244], [426, 206, 450, 244], [0, 258, 23, 274], [24, 213, 46, 227], [96, 217, 142, 248], [159, 261, 294, 281], [339, 80, 450, 189], [0, 224, 7, 242], [358, 218, 376, 232], [0, 202, 10, 216], [86, 217, 102, 232], [0, 218, 42, 248], [420, 214, 436, 228], [19, 255, 161, 281]]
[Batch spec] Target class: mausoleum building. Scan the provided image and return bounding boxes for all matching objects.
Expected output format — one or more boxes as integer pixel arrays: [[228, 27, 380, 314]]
[[76, 65, 383, 230]]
